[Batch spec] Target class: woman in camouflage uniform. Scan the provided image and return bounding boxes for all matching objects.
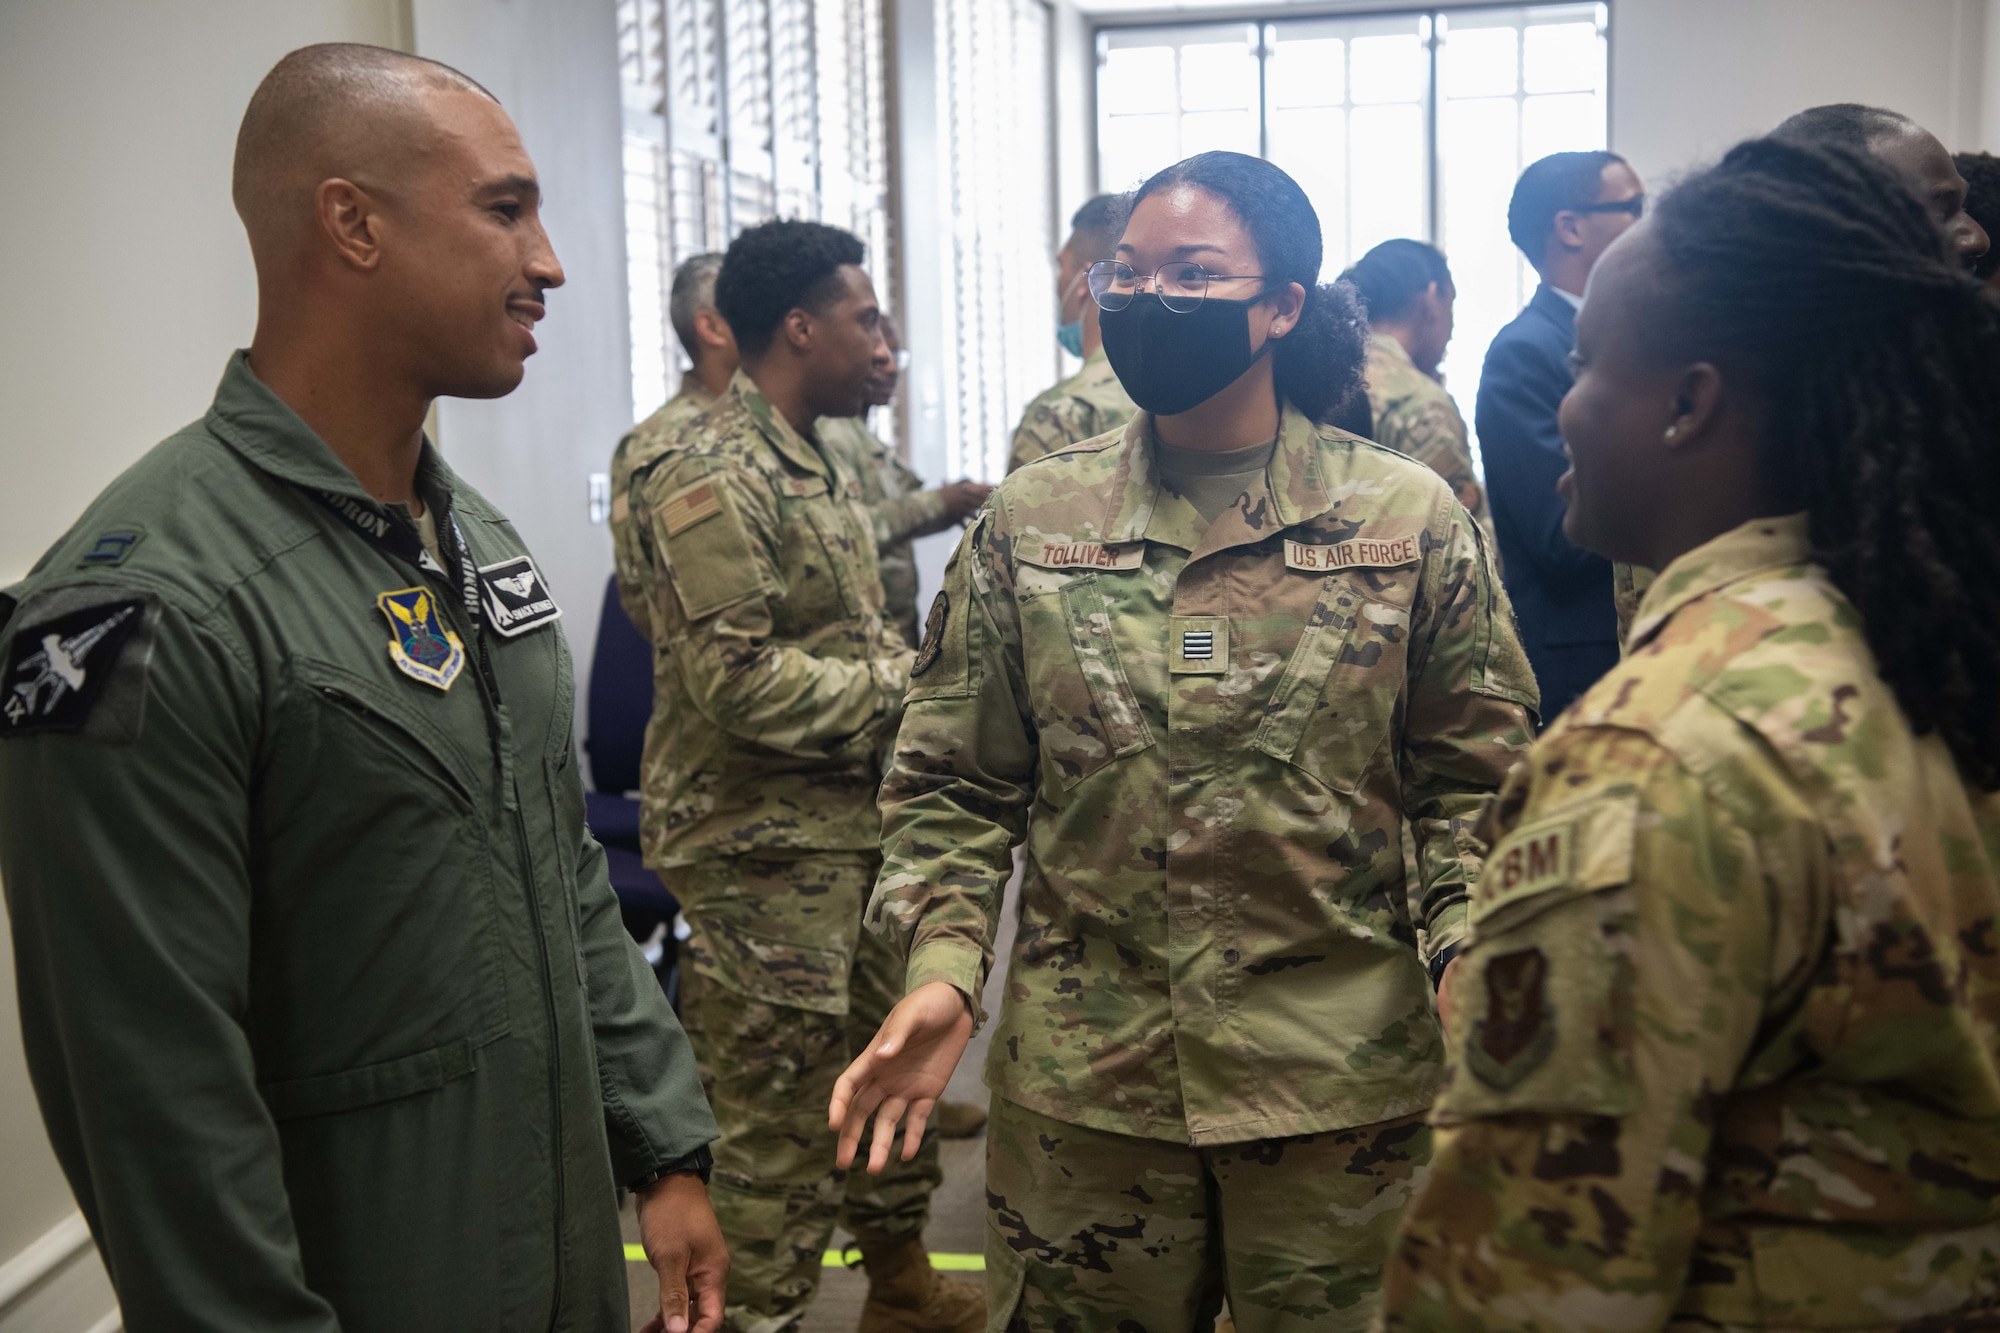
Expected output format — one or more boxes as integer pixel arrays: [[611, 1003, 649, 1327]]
[[1384, 138, 2000, 1328], [831, 152, 1538, 1332]]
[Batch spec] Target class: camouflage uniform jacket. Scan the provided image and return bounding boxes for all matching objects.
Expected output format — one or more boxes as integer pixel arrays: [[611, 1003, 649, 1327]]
[[1006, 347, 1138, 475], [610, 379, 716, 639], [870, 404, 1539, 1146], [628, 372, 914, 868], [816, 416, 955, 649], [1363, 334, 1494, 547], [1384, 513, 2000, 1331]]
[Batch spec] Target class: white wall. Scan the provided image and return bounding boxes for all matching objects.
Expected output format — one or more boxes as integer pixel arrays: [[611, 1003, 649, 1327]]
[[411, 0, 632, 718], [1610, 0, 1995, 183]]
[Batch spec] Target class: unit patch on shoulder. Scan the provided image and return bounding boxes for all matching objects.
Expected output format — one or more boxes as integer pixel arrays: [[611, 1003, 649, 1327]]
[[661, 481, 723, 536], [3, 598, 147, 736], [377, 587, 465, 690], [912, 591, 949, 677], [1466, 946, 1556, 1090], [476, 556, 562, 638]]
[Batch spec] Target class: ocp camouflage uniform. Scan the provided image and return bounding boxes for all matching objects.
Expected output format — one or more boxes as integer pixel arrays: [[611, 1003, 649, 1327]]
[[870, 404, 1540, 1331], [627, 372, 938, 1332], [611, 378, 717, 637], [1363, 333, 1494, 552], [1382, 514, 2000, 1331], [1612, 560, 1655, 653], [817, 415, 957, 649], [1005, 346, 1137, 474]]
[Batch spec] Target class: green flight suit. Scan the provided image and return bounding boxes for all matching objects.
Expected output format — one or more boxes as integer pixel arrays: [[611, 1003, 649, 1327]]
[[0, 353, 716, 1332]]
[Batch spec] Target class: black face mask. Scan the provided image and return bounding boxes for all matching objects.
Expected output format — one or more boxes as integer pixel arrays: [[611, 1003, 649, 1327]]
[[1099, 291, 1275, 416]]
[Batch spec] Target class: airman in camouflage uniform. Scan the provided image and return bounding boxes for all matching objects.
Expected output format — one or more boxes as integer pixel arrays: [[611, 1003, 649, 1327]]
[[629, 359, 974, 1331], [869, 403, 1539, 1330], [1005, 346, 1137, 474], [816, 416, 955, 649], [1363, 332, 1493, 548], [612, 378, 718, 636], [1381, 514, 2000, 1329]]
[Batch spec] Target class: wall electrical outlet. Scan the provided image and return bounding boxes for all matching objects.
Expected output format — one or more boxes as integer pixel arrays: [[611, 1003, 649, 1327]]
[[587, 472, 611, 525]]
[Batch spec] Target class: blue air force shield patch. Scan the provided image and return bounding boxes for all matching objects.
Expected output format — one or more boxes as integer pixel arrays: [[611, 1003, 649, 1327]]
[[376, 587, 465, 690]]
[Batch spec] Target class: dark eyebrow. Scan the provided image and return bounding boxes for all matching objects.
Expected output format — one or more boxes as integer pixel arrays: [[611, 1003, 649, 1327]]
[[476, 174, 541, 203], [1112, 242, 1230, 259]]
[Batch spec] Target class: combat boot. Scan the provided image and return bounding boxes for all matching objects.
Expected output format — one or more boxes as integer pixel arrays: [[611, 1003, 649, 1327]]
[[855, 1236, 985, 1333]]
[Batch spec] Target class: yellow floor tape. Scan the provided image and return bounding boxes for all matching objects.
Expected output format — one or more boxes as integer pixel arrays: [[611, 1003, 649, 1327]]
[[623, 1244, 984, 1272]]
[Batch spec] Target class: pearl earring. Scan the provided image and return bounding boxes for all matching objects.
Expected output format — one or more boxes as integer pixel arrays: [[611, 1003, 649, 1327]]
[[1664, 425, 1679, 440]]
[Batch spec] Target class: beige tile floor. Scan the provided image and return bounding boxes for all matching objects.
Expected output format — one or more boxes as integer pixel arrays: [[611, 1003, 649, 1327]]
[[626, 863, 1020, 1332]]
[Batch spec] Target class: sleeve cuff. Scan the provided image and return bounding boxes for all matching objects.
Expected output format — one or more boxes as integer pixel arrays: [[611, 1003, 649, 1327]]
[[1425, 900, 1469, 970], [904, 938, 987, 1028]]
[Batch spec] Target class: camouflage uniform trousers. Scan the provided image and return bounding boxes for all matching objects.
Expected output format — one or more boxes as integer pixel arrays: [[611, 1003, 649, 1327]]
[[985, 1097, 1431, 1333], [675, 852, 944, 1333]]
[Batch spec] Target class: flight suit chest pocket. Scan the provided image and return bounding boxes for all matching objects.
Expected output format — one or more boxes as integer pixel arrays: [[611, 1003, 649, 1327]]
[[1252, 567, 1414, 795], [1017, 564, 1154, 791]]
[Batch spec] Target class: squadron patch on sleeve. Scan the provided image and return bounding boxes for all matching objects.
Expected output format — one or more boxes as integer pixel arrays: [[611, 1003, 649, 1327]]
[[912, 591, 950, 677], [2, 598, 147, 736], [476, 556, 562, 638], [1466, 946, 1556, 1090]]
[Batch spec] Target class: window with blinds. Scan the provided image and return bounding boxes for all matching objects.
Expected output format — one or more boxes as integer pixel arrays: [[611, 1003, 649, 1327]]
[[936, 0, 1055, 482], [616, 0, 892, 426]]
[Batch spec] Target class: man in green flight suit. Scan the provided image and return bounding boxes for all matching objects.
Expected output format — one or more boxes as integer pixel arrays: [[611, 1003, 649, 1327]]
[[1006, 194, 1138, 474], [0, 45, 724, 1333], [626, 220, 983, 1333]]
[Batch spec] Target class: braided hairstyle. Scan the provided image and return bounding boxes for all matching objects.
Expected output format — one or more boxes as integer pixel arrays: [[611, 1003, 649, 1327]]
[[1131, 152, 1368, 423], [1648, 136, 2000, 786]]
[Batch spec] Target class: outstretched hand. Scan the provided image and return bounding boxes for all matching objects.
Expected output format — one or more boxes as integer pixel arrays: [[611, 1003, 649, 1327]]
[[829, 980, 975, 1175]]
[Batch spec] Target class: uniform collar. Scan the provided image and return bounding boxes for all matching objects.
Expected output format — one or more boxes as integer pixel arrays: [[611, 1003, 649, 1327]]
[[1627, 513, 1815, 649], [728, 369, 831, 480], [1368, 332, 1416, 372], [1100, 401, 1332, 552], [204, 350, 461, 515]]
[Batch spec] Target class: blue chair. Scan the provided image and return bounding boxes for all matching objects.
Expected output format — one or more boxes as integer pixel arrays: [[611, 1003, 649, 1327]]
[[584, 576, 679, 989]]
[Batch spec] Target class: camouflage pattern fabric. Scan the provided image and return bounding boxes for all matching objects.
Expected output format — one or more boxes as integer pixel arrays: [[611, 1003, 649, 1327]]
[[626, 371, 915, 869], [987, 1096, 1431, 1333], [1362, 334, 1494, 550], [1382, 513, 2000, 1331], [610, 379, 717, 638], [870, 404, 1539, 1147], [816, 416, 955, 649], [1611, 560, 1656, 653], [1006, 347, 1138, 475], [678, 852, 941, 1333]]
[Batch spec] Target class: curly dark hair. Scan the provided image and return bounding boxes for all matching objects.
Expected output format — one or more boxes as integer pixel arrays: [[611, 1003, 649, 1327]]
[[1648, 136, 2000, 786], [1955, 151, 2000, 281], [1131, 152, 1368, 424], [714, 219, 866, 357]]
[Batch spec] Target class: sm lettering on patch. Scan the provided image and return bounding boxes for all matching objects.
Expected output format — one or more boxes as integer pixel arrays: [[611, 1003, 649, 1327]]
[[1284, 534, 1419, 573], [477, 556, 563, 638]]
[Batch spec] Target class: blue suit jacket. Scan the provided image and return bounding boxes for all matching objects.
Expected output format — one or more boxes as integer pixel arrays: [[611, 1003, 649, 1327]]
[[1476, 282, 1617, 719]]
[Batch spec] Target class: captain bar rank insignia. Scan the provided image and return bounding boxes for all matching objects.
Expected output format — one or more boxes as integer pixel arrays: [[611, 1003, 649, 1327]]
[[477, 556, 563, 638]]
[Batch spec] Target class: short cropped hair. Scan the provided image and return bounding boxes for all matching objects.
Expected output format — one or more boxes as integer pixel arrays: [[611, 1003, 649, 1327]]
[[1339, 239, 1453, 322], [714, 220, 866, 357], [1507, 150, 1628, 265], [668, 253, 724, 360], [1066, 193, 1129, 262], [1773, 103, 1914, 152]]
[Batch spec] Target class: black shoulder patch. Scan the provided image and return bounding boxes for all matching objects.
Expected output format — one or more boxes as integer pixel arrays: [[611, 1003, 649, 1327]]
[[912, 591, 949, 677], [3, 597, 150, 738]]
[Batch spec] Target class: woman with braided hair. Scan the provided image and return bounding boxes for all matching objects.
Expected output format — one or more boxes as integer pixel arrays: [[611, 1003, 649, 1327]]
[[1382, 135, 2000, 1329]]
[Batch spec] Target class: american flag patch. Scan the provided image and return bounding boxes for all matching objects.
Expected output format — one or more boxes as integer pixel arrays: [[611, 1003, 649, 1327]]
[[1181, 630, 1214, 660], [661, 482, 721, 536]]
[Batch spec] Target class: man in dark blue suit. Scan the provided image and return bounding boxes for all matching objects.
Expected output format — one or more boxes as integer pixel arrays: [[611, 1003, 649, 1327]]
[[1478, 150, 1646, 720]]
